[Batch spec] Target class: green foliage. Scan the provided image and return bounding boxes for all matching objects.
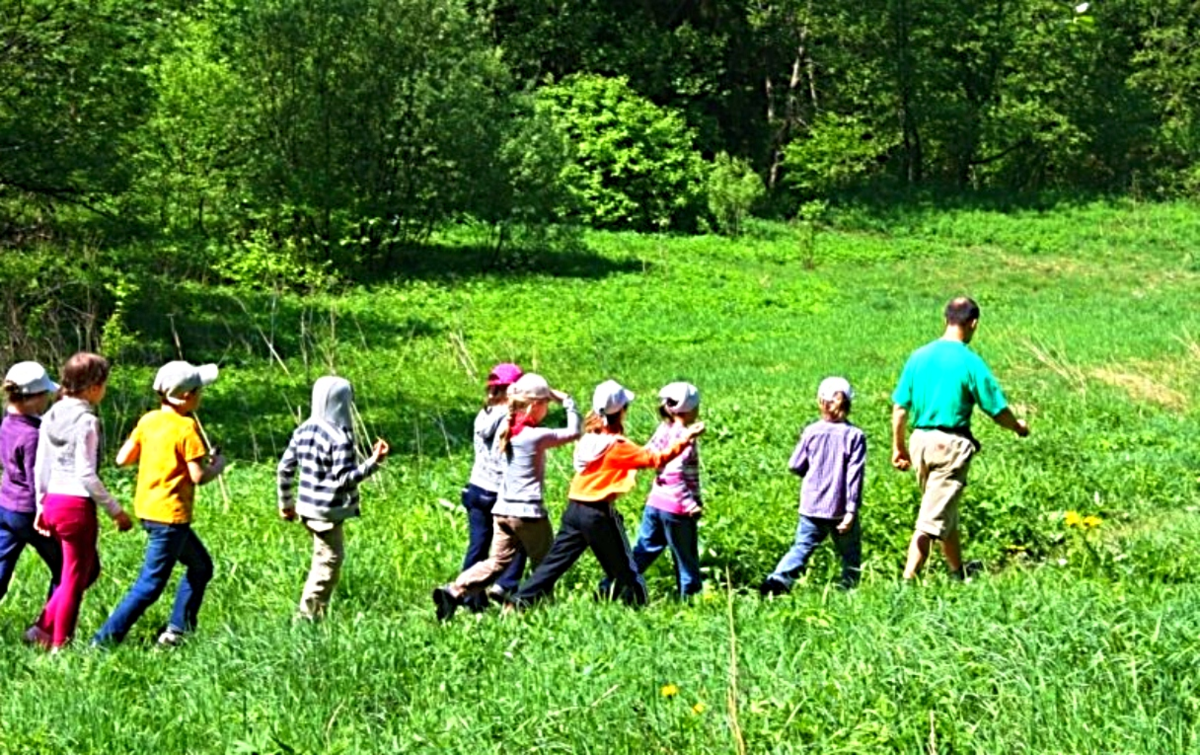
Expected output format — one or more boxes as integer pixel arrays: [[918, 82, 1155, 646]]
[[537, 75, 708, 232], [705, 153, 766, 236], [782, 114, 895, 199]]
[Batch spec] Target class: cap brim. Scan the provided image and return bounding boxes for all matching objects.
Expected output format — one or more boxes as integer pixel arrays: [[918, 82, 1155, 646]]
[[196, 364, 220, 387]]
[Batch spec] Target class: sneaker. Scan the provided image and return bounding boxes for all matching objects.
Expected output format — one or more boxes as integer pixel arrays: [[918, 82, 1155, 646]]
[[432, 586, 459, 622], [757, 578, 789, 597], [486, 585, 511, 604], [157, 627, 186, 647], [22, 625, 51, 647]]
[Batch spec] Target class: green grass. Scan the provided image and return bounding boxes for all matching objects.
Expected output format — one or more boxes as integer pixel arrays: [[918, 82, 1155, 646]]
[[2, 200, 1200, 753]]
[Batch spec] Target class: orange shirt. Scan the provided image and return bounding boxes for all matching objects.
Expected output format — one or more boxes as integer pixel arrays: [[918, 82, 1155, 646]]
[[127, 407, 207, 524], [568, 433, 693, 503]]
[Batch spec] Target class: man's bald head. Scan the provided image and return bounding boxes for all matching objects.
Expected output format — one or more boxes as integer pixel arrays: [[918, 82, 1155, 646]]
[[944, 297, 980, 327]]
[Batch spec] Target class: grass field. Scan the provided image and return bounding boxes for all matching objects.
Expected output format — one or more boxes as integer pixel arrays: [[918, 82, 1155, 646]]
[[2, 200, 1199, 753]]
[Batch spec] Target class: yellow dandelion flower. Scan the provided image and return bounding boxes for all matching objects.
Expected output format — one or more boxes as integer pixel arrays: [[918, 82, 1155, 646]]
[[1064, 511, 1082, 528], [660, 684, 679, 698], [1082, 515, 1102, 529], [692, 702, 707, 715]]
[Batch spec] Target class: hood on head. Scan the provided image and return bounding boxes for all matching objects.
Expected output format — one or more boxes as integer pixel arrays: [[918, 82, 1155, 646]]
[[311, 376, 354, 432]]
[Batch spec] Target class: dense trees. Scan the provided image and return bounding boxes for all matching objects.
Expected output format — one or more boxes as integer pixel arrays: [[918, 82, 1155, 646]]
[[2, 0, 1198, 261]]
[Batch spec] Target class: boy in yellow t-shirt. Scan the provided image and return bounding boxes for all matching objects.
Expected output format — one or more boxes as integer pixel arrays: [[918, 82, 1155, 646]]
[[91, 361, 226, 647]]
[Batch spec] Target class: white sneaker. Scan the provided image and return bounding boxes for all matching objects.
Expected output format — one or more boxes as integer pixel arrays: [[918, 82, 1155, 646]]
[[157, 627, 186, 647], [22, 625, 51, 646]]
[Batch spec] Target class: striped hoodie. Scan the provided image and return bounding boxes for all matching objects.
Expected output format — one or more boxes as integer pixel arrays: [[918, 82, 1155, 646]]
[[277, 377, 379, 522]]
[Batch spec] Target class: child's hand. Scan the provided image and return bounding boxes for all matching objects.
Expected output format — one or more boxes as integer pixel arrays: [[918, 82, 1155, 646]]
[[685, 422, 706, 440], [113, 510, 134, 532], [209, 454, 227, 476], [549, 389, 568, 404], [836, 513, 855, 534], [371, 438, 390, 462], [280, 507, 297, 522], [34, 507, 50, 537]]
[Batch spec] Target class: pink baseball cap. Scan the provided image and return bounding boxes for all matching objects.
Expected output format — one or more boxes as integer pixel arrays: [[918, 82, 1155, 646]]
[[487, 363, 523, 387]]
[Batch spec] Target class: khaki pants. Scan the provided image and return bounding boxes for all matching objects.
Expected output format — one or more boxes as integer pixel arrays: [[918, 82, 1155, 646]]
[[454, 516, 552, 595], [300, 519, 344, 618], [910, 430, 975, 538]]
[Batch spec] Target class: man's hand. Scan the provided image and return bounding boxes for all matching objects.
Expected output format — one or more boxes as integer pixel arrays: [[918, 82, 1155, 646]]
[[1014, 419, 1030, 438], [836, 512, 855, 534], [892, 447, 912, 471]]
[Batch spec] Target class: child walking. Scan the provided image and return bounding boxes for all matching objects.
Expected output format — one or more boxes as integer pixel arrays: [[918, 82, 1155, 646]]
[[276, 376, 389, 620], [31, 353, 132, 649], [760, 377, 865, 594], [91, 361, 226, 646], [510, 380, 704, 608], [618, 382, 705, 599], [459, 363, 527, 610], [0, 363, 61, 609], [433, 373, 579, 620]]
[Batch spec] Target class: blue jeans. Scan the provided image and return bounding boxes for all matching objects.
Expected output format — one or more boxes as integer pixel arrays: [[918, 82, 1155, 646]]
[[769, 515, 861, 589], [0, 506, 62, 603], [461, 484, 525, 606], [600, 507, 702, 599], [92, 521, 213, 644]]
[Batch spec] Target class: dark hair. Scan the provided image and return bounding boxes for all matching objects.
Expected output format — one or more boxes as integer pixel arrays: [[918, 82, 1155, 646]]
[[3, 382, 47, 401], [60, 352, 110, 396], [584, 410, 624, 435], [944, 297, 981, 326]]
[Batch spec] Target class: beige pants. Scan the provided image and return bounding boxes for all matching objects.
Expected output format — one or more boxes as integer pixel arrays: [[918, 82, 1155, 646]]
[[300, 519, 345, 618], [911, 429, 975, 538], [453, 516, 552, 595]]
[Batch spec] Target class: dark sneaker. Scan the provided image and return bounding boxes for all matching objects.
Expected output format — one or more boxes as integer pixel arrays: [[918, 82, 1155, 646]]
[[758, 578, 789, 597], [432, 586, 459, 621]]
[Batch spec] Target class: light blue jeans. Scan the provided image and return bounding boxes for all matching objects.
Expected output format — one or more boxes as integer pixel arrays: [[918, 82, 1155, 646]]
[[769, 515, 861, 589]]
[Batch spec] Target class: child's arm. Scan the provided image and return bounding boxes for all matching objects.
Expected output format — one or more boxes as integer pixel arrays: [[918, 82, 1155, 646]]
[[534, 394, 582, 450], [187, 455, 227, 486], [277, 434, 300, 520], [115, 436, 140, 466], [838, 431, 867, 534], [323, 434, 388, 494], [76, 416, 132, 531], [606, 423, 706, 471]]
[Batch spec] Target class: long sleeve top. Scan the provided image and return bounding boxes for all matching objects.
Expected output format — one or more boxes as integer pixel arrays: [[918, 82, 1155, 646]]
[[788, 419, 866, 519], [644, 422, 702, 515], [0, 412, 41, 513], [277, 419, 380, 522], [568, 430, 696, 504], [34, 397, 122, 516], [492, 397, 581, 519]]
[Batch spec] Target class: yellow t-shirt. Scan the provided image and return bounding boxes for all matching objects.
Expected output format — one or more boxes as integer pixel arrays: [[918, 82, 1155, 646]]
[[128, 408, 208, 524]]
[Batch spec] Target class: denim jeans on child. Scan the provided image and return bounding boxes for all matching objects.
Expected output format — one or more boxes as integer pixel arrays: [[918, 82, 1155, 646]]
[[769, 515, 861, 589], [461, 484, 526, 605], [601, 507, 701, 598], [0, 506, 62, 602], [92, 521, 213, 644]]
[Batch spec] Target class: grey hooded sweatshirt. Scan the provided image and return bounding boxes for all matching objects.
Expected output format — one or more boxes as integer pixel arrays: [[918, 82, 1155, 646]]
[[277, 377, 379, 522], [34, 397, 122, 515]]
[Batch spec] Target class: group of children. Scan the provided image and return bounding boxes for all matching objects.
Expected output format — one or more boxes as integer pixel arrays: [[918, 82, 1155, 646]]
[[0, 352, 866, 648]]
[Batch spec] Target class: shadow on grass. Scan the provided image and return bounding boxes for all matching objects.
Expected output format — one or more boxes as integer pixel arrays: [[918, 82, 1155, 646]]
[[355, 241, 647, 284]]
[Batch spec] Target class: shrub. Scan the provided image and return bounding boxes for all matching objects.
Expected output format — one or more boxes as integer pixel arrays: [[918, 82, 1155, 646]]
[[706, 152, 765, 236], [536, 74, 707, 232]]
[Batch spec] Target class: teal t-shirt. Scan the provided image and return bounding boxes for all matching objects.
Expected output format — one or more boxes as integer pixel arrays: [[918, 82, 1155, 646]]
[[891, 339, 1008, 430]]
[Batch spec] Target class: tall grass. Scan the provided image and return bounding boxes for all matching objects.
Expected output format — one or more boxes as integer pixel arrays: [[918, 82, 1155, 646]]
[[2, 200, 1199, 753]]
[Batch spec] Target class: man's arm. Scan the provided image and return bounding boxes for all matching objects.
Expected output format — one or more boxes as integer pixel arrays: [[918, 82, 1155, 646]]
[[990, 407, 1030, 437], [891, 404, 912, 471]]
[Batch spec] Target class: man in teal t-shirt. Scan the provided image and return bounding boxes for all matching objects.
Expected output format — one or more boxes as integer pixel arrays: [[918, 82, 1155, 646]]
[[891, 297, 1030, 580]]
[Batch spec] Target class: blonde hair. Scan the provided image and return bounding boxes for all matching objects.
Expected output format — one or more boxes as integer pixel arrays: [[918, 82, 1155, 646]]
[[820, 392, 850, 422], [496, 396, 534, 456], [584, 410, 624, 435]]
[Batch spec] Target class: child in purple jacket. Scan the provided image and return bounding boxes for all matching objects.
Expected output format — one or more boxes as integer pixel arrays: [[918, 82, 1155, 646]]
[[0, 362, 62, 611], [761, 377, 866, 593]]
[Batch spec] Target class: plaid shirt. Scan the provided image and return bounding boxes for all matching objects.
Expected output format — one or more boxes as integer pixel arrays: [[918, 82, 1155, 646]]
[[277, 420, 378, 522]]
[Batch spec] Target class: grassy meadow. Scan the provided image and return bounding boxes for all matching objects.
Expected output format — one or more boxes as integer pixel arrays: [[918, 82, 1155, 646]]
[[2, 200, 1200, 753]]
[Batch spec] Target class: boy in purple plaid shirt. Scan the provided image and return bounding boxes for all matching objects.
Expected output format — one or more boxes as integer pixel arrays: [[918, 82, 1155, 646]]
[[760, 377, 866, 593]]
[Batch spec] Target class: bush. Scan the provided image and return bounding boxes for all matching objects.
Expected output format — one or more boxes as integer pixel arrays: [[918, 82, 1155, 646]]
[[706, 152, 765, 236], [781, 113, 895, 200], [536, 74, 708, 232]]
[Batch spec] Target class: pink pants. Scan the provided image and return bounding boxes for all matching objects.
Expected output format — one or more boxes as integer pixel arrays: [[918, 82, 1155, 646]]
[[36, 494, 100, 647]]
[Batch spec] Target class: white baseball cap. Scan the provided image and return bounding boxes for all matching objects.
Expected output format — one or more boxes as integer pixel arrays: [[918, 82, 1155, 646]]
[[508, 373, 552, 402], [658, 382, 700, 414], [3, 361, 59, 396], [817, 376, 854, 402], [154, 361, 220, 404], [592, 379, 635, 415]]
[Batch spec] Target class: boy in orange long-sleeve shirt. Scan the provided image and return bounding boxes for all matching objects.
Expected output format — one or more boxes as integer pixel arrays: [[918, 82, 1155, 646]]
[[509, 380, 704, 607]]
